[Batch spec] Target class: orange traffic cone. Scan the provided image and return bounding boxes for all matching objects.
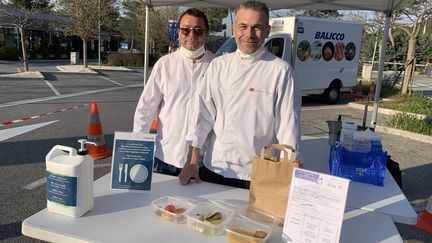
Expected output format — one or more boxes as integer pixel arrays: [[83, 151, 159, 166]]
[[149, 117, 158, 134], [416, 196, 432, 233], [87, 101, 112, 160], [149, 107, 160, 134], [355, 80, 364, 101], [368, 81, 375, 102]]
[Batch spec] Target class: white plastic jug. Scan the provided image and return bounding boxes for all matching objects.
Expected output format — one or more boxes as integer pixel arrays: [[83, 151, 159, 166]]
[[340, 121, 357, 150], [46, 143, 94, 218]]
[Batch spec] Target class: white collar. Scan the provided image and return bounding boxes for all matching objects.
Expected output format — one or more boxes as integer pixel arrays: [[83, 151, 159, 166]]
[[235, 46, 265, 60], [179, 45, 206, 59]]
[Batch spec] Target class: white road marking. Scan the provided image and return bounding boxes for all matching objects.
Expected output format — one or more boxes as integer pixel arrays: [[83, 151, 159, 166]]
[[44, 80, 61, 95], [0, 120, 59, 141], [23, 163, 111, 190], [99, 76, 125, 86], [0, 84, 142, 108], [95, 163, 111, 168], [23, 177, 47, 190]]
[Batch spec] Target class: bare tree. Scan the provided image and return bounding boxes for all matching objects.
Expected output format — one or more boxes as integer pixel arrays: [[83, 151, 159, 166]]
[[369, 12, 403, 80], [119, 0, 146, 52], [150, 7, 180, 52], [0, 0, 52, 71], [395, 0, 432, 94], [54, 0, 117, 68], [120, 3, 179, 54]]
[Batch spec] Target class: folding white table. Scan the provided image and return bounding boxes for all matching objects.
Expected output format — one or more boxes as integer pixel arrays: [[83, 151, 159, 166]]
[[22, 173, 403, 243], [301, 136, 417, 225]]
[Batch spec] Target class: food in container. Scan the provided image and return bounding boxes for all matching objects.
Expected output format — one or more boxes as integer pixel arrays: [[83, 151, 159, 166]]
[[152, 196, 192, 224], [226, 206, 275, 243], [226, 217, 272, 243], [186, 202, 234, 236]]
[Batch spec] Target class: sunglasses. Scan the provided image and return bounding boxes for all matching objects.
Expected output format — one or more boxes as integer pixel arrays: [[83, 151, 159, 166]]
[[178, 27, 206, 36]]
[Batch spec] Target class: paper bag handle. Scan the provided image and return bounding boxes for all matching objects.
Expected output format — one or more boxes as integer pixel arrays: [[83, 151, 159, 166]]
[[260, 144, 296, 162]]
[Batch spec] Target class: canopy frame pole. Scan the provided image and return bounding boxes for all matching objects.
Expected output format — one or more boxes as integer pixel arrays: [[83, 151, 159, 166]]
[[144, 4, 150, 85], [371, 12, 392, 128]]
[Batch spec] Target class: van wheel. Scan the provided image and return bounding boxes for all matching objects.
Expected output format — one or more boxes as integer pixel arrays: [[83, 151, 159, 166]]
[[325, 86, 340, 104]]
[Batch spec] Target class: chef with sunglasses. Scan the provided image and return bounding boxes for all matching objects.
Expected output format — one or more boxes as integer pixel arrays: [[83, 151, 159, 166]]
[[180, 1, 301, 188], [134, 8, 215, 176]]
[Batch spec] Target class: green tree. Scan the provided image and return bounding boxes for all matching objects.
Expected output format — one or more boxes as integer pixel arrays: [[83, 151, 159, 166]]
[[202, 8, 229, 32], [302, 10, 342, 18], [416, 33, 432, 65], [12, 0, 51, 10]]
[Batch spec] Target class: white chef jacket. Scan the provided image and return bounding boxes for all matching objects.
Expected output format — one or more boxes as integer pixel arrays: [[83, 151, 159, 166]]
[[188, 49, 301, 180], [133, 49, 215, 168]]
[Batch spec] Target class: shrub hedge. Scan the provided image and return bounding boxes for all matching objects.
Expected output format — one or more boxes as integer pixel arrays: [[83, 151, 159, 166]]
[[0, 46, 20, 61], [107, 52, 160, 67]]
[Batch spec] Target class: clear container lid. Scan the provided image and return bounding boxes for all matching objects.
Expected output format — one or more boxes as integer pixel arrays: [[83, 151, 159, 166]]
[[151, 196, 194, 224], [342, 121, 357, 130], [235, 206, 277, 227], [353, 128, 381, 142]]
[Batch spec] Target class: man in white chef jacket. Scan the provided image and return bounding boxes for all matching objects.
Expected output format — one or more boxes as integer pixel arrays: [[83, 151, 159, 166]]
[[133, 8, 215, 176], [180, 1, 301, 188]]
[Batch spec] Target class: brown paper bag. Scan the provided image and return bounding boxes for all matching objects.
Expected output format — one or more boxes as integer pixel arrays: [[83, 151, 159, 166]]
[[248, 144, 303, 225]]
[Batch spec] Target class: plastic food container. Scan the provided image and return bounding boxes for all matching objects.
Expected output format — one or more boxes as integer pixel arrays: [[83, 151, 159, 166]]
[[186, 202, 234, 236], [152, 196, 193, 224], [225, 206, 275, 243], [235, 206, 277, 227], [226, 217, 272, 243]]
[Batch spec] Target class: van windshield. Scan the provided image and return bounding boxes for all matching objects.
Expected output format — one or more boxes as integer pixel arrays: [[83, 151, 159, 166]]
[[215, 37, 237, 56]]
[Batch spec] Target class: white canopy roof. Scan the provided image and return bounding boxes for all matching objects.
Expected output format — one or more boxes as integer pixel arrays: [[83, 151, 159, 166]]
[[143, 0, 409, 13]]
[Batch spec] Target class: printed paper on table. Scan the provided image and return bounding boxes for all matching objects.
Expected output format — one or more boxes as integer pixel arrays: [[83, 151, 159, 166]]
[[282, 168, 349, 243]]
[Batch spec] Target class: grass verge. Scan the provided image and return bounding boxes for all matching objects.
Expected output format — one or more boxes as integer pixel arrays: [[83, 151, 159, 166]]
[[380, 94, 432, 115], [380, 94, 432, 136], [386, 113, 432, 136]]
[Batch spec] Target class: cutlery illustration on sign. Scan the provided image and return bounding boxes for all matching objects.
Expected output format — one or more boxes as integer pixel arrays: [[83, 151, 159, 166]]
[[124, 163, 128, 183], [118, 162, 123, 183]]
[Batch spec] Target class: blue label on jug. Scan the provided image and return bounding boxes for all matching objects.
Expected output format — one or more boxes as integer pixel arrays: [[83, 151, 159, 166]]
[[46, 171, 77, 207]]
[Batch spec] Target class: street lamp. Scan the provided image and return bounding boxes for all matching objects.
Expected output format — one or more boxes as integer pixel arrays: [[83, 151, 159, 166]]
[[98, 0, 101, 67]]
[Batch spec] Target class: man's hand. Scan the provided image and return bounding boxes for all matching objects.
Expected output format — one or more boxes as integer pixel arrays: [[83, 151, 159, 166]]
[[179, 147, 202, 185]]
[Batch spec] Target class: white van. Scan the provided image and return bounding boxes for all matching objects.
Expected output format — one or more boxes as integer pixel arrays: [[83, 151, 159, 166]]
[[216, 16, 363, 103]]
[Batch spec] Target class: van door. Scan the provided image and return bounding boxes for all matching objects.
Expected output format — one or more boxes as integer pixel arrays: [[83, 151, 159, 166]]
[[265, 34, 292, 65]]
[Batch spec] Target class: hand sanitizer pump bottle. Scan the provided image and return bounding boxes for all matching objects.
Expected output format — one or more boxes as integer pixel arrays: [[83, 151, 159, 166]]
[[46, 139, 95, 218]]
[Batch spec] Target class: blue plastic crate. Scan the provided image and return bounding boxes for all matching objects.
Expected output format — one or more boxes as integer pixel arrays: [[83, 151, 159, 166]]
[[329, 145, 387, 186]]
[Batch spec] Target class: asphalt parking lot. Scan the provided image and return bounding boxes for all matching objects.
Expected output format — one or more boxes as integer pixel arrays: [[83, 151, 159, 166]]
[[0, 61, 431, 242]]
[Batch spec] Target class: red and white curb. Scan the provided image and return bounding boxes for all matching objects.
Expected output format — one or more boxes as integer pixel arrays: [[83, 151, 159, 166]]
[[0, 104, 88, 127]]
